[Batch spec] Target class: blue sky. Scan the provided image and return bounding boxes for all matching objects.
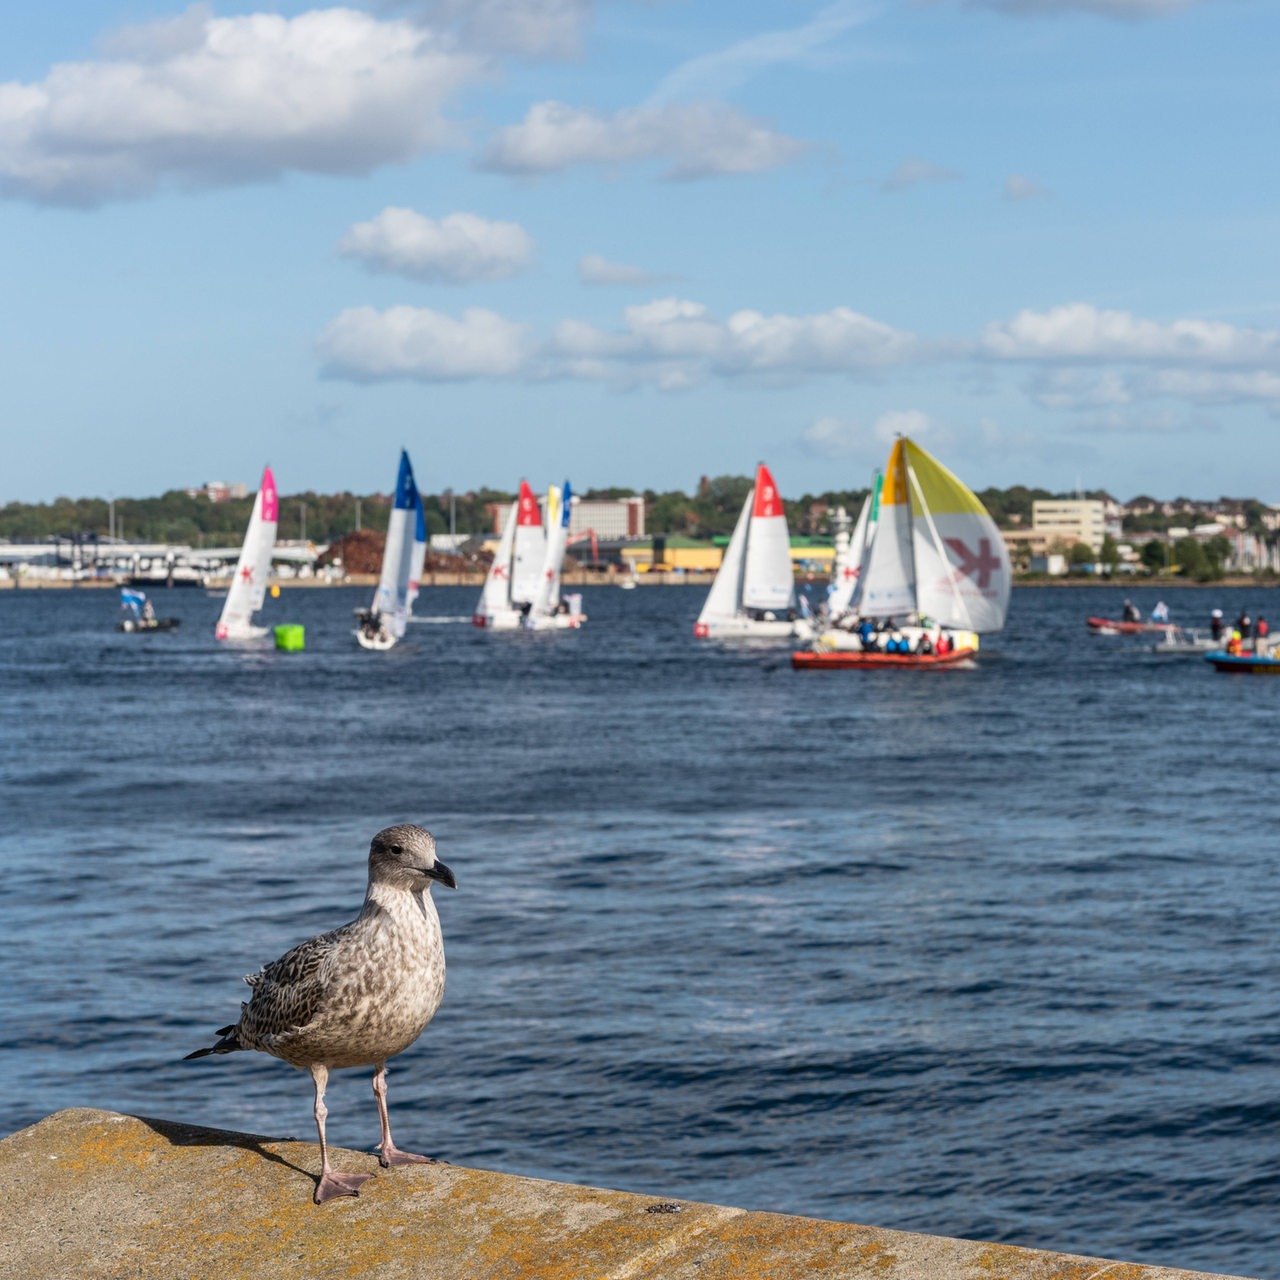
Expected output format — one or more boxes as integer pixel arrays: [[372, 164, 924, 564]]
[[2, 0, 1277, 504]]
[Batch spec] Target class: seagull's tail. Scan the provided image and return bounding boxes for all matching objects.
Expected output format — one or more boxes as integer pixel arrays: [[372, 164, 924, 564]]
[[183, 1025, 244, 1060]]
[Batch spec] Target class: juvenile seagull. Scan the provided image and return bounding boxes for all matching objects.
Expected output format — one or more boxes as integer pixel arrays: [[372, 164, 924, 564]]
[[185, 824, 457, 1203]]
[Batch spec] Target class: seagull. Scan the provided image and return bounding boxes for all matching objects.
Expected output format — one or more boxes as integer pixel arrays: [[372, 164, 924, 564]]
[[185, 824, 457, 1203]]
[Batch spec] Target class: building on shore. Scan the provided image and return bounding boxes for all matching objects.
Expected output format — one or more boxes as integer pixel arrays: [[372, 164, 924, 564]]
[[488, 495, 645, 540], [1031, 499, 1106, 554]]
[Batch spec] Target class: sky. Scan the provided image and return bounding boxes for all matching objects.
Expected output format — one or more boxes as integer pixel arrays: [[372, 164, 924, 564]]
[[1, 0, 1277, 504]]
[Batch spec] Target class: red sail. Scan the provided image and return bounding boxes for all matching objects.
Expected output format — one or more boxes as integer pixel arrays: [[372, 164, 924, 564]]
[[752, 464, 783, 519]]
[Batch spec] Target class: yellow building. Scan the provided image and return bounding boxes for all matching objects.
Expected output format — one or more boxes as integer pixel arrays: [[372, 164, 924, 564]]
[[1032, 499, 1105, 554]]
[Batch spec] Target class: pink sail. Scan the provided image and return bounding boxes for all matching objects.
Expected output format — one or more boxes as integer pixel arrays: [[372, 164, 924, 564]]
[[215, 465, 279, 641]]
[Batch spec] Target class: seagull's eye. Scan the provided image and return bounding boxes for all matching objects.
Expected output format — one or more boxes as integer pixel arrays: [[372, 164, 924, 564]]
[[390, 843, 403, 856]]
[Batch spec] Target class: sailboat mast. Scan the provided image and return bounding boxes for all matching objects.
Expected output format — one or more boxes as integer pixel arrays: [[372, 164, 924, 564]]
[[735, 487, 754, 613]]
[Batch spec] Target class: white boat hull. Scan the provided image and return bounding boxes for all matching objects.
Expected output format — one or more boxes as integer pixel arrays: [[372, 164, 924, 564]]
[[354, 627, 397, 650], [524, 612, 587, 631], [472, 610, 524, 630], [695, 616, 814, 641], [216, 623, 270, 643]]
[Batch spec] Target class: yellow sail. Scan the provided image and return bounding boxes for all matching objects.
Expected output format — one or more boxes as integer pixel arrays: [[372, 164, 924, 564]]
[[903, 439, 989, 517], [902, 438, 1010, 632]]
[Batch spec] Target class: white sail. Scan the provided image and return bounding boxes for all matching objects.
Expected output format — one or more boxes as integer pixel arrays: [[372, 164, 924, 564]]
[[371, 450, 422, 640], [696, 486, 753, 629], [857, 452, 915, 621], [741, 464, 794, 613], [510, 480, 546, 606], [829, 484, 875, 616], [216, 466, 278, 641], [530, 482, 572, 621], [475, 502, 517, 619], [904, 448, 1011, 633]]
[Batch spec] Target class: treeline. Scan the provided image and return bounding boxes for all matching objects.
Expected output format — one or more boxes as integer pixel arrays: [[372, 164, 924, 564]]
[[0, 478, 1258, 544], [0, 488, 515, 545]]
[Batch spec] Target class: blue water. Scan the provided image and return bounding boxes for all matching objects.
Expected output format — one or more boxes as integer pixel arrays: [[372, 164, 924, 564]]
[[1, 584, 1276, 1276]]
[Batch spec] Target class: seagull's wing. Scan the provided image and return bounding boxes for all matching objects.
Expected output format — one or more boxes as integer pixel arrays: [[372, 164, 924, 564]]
[[239, 927, 347, 1048]]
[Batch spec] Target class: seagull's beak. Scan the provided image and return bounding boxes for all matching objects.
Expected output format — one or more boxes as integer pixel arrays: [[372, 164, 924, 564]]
[[424, 860, 457, 890]]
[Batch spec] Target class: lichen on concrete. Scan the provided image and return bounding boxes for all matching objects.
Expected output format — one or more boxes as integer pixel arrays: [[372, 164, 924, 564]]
[[0, 1110, 1260, 1280]]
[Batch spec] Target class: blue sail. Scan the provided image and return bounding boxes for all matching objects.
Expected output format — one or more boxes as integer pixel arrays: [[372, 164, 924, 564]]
[[394, 449, 417, 510]]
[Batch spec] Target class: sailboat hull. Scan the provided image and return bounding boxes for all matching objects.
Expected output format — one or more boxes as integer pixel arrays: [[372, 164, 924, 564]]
[[472, 610, 524, 630], [695, 616, 813, 640], [353, 607, 397, 650], [524, 612, 586, 631], [215, 623, 270, 643]]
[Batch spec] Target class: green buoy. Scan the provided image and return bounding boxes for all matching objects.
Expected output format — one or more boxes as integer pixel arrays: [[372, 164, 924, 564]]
[[274, 624, 305, 651]]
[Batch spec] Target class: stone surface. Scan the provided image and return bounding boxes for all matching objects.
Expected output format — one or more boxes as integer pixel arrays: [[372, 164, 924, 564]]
[[0, 1110, 1258, 1280]]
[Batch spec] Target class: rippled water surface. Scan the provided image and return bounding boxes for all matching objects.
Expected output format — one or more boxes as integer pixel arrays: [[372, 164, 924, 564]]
[[1, 584, 1277, 1276]]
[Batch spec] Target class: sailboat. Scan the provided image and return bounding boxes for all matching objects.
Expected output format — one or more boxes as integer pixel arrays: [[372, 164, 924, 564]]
[[826, 472, 882, 620], [355, 450, 427, 650], [794, 436, 1010, 669], [215, 466, 278, 642], [117, 588, 180, 633], [694, 463, 809, 640], [472, 481, 546, 629], [524, 481, 587, 630]]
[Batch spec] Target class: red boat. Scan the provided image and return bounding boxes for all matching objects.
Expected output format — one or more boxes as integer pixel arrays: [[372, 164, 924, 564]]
[[1086, 616, 1174, 635], [792, 647, 976, 670]]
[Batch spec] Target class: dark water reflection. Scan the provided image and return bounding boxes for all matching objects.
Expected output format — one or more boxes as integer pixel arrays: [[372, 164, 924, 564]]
[[1, 583, 1277, 1275]]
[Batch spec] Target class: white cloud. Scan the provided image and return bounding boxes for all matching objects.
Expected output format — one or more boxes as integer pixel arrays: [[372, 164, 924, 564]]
[[1034, 367, 1280, 411], [1030, 368, 1133, 409], [0, 8, 483, 205], [550, 297, 921, 385], [319, 295, 921, 387], [981, 303, 1280, 365], [883, 157, 962, 192], [800, 409, 947, 459], [577, 254, 676, 287], [339, 209, 534, 283], [317, 305, 532, 382], [1005, 173, 1049, 200], [479, 100, 808, 179], [1144, 369, 1280, 406], [384, 0, 591, 59]]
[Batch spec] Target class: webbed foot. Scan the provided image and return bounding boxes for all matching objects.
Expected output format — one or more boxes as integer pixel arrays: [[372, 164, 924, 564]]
[[377, 1143, 447, 1169], [315, 1169, 374, 1203]]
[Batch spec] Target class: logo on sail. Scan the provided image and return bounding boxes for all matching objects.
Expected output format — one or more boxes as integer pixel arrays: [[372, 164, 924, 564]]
[[944, 537, 1003, 590]]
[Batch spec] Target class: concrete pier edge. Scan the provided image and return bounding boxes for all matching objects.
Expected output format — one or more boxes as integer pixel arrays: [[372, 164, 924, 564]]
[[0, 1110, 1257, 1280]]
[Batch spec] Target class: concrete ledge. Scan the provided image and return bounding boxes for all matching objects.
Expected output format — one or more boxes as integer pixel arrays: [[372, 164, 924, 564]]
[[1, 1110, 1256, 1280]]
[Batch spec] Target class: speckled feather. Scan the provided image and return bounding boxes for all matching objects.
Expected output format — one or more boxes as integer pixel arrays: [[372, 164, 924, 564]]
[[187, 824, 452, 1072]]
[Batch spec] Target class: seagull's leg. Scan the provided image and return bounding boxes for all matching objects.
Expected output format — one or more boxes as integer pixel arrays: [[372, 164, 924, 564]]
[[373, 1061, 442, 1168], [310, 1063, 373, 1203]]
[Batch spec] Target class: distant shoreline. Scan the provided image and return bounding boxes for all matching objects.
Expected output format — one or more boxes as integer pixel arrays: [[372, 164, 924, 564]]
[[3, 573, 1274, 592]]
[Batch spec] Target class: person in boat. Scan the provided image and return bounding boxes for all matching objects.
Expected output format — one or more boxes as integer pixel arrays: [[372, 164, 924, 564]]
[[1210, 609, 1224, 641], [1256, 616, 1269, 653], [359, 609, 388, 643], [935, 631, 952, 657], [1236, 609, 1252, 639], [1225, 630, 1243, 656], [1150, 601, 1169, 623], [1122, 599, 1140, 624], [857, 618, 875, 649], [919, 631, 934, 655]]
